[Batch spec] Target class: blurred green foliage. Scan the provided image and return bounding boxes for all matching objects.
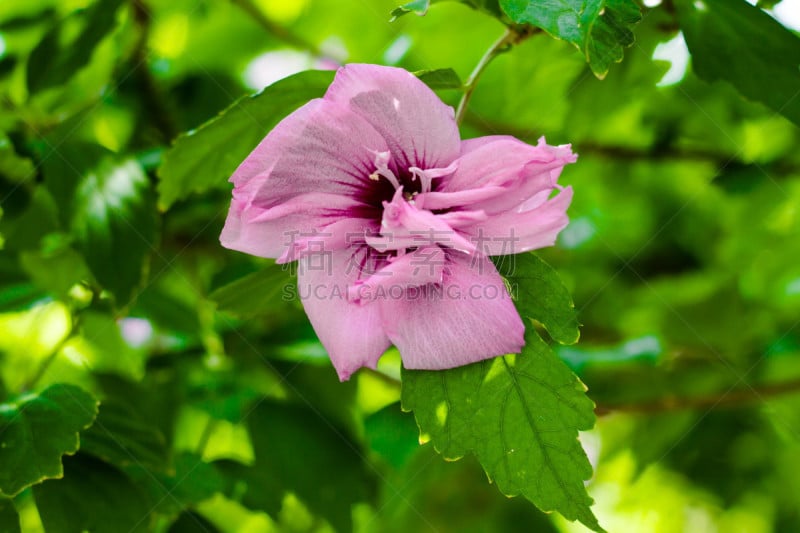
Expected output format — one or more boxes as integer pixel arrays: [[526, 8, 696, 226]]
[[1, 0, 800, 531]]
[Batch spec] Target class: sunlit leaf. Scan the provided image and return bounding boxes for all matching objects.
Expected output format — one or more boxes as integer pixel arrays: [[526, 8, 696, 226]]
[[402, 331, 602, 531], [0, 384, 98, 496], [69, 157, 157, 305]]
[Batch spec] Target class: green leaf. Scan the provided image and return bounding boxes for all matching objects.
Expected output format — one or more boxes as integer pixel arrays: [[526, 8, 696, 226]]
[[676, 0, 800, 127], [0, 498, 20, 533], [157, 70, 336, 210], [415, 68, 464, 90], [210, 263, 293, 319], [33, 454, 151, 533], [80, 398, 170, 471], [26, 0, 125, 94], [494, 252, 580, 344], [243, 400, 374, 532], [70, 157, 157, 305], [0, 384, 98, 496], [402, 331, 602, 532], [391, 0, 435, 19], [499, 0, 641, 78]]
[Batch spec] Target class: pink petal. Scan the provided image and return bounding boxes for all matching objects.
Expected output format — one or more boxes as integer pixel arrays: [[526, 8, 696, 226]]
[[464, 186, 573, 256], [349, 247, 445, 303], [221, 97, 388, 258], [325, 64, 460, 170], [379, 253, 525, 370], [298, 248, 391, 381], [221, 191, 367, 258], [438, 136, 576, 214]]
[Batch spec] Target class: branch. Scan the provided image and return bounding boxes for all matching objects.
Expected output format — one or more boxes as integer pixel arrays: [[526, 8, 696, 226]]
[[595, 377, 800, 416]]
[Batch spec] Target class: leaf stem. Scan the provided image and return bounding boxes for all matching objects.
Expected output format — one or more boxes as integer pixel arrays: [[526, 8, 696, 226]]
[[455, 26, 539, 125], [595, 376, 800, 415]]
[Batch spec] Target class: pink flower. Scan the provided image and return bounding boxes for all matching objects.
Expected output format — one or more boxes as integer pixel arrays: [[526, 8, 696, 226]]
[[221, 64, 576, 381]]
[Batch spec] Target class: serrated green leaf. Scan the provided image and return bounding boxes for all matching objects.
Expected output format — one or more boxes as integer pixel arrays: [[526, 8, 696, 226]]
[[415, 68, 464, 90], [402, 331, 602, 532], [494, 252, 580, 344], [33, 454, 151, 533], [26, 0, 125, 94], [676, 0, 800, 127], [0, 498, 20, 533], [499, 0, 641, 78], [0, 384, 98, 496], [210, 263, 292, 319], [70, 157, 157, 305], [157, 70, 336, 210]]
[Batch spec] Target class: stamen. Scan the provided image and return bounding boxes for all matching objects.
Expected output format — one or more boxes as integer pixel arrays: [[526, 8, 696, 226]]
[[408, 161, 458, 194], [369, 150, 401, 189]]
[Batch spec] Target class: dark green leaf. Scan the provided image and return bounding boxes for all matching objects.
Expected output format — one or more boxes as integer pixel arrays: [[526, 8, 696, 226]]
[[0, 384, 98, 497], [244, 400, 374, 532], [676, 0, 800, 127], [33, 454, 151, 533], [80, 399, 170, 472], [210, 263, 293, 319], [402, 331, 602, 532], [494, 252, 580, 344], [500, 0, 641, 78], [157, 70, 336, 210], [26, 0, 125, 93], [0, 498, 20, 533], [70, 157, 157, 305], [415, 68, 464, 90]]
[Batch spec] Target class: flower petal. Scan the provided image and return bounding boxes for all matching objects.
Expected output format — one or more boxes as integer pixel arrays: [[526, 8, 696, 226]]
[[298, 248, 391, 381], [349, 247, 445, 303], [464, 186, 573, 255], [325, 64, 460, 170], [438, 136, 576, 214], [221, 97, 389, 258], [379, 253, 525, 370]]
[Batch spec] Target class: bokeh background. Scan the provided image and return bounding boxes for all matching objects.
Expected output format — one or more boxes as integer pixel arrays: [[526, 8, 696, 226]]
[[1, 0, 800, 531]]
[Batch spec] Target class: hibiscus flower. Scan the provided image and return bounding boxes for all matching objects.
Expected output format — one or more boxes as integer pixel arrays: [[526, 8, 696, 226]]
[[221, 64, 576, 380]]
